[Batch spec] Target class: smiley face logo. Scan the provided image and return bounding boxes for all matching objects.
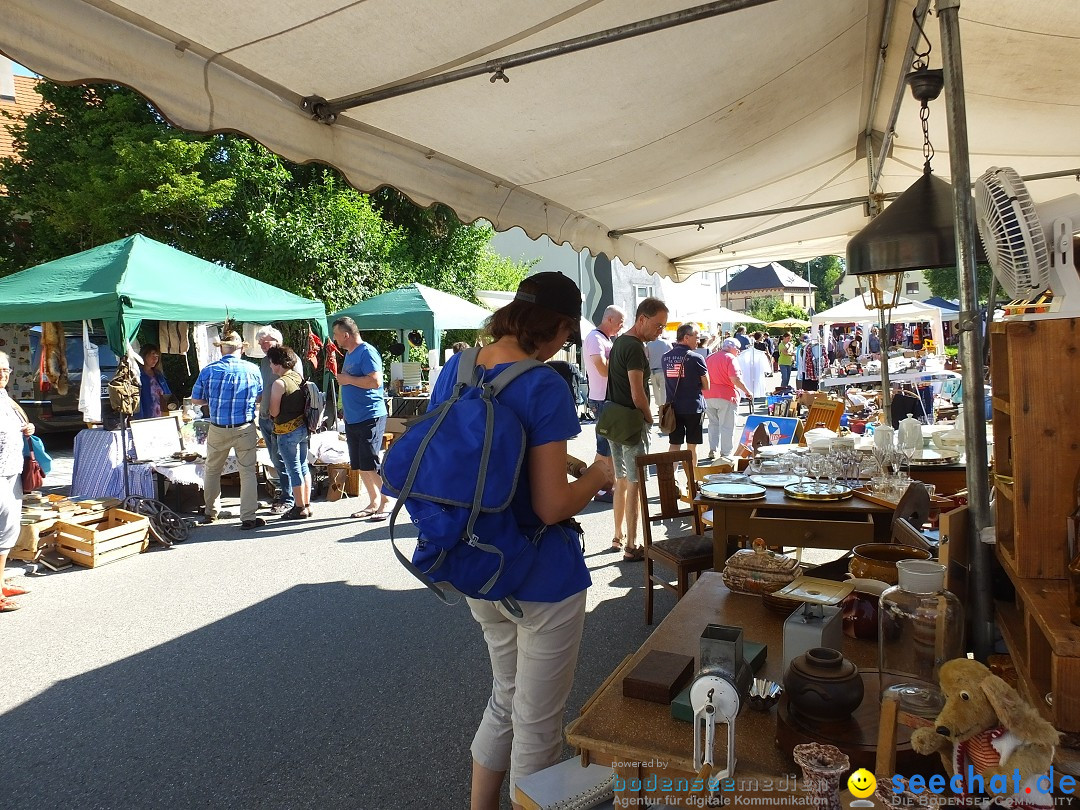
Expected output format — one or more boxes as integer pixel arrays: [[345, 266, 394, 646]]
[[847, 768, 876, 798]]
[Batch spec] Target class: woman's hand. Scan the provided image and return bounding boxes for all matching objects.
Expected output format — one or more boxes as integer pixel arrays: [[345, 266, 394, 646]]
[[21, 422, 35, 437]]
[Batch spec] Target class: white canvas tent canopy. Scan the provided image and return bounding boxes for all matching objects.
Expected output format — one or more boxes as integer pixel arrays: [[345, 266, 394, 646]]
[[4, 1, 1079, 282], [811, 295, 945, 354]]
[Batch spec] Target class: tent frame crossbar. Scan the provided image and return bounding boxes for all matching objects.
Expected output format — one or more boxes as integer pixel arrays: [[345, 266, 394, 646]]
[[301, 0, 781, 122]]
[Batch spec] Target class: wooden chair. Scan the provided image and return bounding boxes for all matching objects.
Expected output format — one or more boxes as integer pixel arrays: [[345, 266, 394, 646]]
[[634, 450, 713, 625], [800, 397, 845, 444]]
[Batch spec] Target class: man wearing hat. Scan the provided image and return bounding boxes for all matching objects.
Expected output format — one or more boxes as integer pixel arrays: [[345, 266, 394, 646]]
[[701, 337, 753, 460], [190, 331, 265, 529]]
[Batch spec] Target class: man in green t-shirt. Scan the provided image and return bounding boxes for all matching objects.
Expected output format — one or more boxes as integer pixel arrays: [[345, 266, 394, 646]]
[[605, 296, 668, 561]]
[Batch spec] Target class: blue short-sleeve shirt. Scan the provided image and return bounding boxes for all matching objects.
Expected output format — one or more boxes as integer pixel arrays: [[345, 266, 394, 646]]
[[662, 344, 707, 414], [341, 342, 388, 424], [431, 352, 588, 603]]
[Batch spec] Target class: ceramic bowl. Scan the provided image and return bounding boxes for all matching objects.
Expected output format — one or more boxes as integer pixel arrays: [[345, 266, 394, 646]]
[[848, 543, 932, 585]]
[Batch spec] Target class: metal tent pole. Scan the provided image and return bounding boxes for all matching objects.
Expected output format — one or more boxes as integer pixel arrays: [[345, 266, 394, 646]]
[[938, 0, 994, 661]]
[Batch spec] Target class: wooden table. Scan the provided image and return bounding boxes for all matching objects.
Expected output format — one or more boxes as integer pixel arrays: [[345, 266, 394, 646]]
[[566, 573, 891, 808], [695, 488, 893, 569]]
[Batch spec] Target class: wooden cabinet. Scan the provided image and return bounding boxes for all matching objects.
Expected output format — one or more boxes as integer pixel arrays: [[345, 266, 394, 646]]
[[990, 317, 1080, 731], [989, 318, 1080, 579]]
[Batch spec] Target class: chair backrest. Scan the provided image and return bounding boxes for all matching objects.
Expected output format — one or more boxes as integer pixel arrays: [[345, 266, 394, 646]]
[[800, 397, 845, 443], [634, 450, 703, 535]]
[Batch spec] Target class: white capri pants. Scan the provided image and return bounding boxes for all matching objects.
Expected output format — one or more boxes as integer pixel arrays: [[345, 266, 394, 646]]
[[0, 474, 23, 552], [467, 590, 588, 797], [704, 397, 738, 456]]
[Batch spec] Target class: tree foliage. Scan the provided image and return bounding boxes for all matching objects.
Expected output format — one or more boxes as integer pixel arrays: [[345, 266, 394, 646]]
[[745, 296, 808, 324], [0, 81, 529, 317], [922, 265, 995, 305]]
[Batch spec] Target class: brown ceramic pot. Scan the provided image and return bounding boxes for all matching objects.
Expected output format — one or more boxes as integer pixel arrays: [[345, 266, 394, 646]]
[[848, 543, 932, 586], [783, 647, 864, 722]]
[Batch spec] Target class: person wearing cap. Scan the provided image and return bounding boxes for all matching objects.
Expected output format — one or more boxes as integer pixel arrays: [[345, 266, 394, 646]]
[[430, 272, 614, 809], [701, 337, 753, 459], [332, 315, 391, 521], [190, 332, 265, 529], [605, 296, 669, 560]]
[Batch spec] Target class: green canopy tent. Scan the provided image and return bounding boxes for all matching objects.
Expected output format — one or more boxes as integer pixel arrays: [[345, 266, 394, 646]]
[[0, 234, 328, 352], [329, 283, 491, 354]]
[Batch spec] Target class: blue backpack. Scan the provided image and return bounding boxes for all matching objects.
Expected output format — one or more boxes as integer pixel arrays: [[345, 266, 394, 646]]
[[382, 347, 550, 617]]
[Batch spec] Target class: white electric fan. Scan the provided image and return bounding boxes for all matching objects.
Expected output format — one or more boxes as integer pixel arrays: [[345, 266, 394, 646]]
[[975, 166, 1080, 318]]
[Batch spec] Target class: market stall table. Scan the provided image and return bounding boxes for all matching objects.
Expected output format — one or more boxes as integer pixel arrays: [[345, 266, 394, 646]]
[[694, 487, 894, 569], [566, 573, 908, 808]]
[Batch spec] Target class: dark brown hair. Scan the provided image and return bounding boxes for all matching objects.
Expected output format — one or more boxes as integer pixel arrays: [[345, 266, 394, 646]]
[[487, 277, 576, 354], [266, 345, 298, 370]]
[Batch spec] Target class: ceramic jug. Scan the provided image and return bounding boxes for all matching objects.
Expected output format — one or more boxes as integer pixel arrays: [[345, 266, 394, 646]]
[[898, 413, 922, 452], [873, 424, 895, 451]]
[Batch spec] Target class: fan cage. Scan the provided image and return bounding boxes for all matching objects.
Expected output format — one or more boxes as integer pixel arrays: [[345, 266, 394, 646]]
[[975, 167, 1050, 299]]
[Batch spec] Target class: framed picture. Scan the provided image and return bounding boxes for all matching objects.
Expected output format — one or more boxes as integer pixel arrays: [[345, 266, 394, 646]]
[[738, 415, 798, 449], [128, 415, 183, 460]]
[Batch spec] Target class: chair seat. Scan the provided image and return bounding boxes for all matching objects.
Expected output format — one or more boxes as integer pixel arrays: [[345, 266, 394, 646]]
[[649, 534, 713, 563]]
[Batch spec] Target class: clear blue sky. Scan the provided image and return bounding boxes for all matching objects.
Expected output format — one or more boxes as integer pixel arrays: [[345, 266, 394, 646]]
[[11, 62, 37, 78]]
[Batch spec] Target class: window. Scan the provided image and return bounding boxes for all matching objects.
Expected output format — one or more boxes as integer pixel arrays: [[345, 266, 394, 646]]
[[854, 286, 864, 296], [634, 284, 654, 310], [906, 282, 920, 295]]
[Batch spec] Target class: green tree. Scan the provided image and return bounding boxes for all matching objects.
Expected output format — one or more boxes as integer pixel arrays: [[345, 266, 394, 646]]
[[0, 81, 528, 317], [922, 265, 995, 305], [745, 296, 808, 323]]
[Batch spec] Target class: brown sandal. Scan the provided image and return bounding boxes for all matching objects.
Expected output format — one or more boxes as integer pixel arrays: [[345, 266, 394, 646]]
[[622, 547, 645, 562], [610, 537, 624, 551]]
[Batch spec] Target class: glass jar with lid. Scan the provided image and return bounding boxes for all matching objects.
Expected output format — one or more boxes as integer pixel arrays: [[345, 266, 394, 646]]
[[878, 559, 964, 717]]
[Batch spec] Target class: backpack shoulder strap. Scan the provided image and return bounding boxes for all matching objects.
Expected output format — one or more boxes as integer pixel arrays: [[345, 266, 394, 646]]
[[456, 346, 546, 398]]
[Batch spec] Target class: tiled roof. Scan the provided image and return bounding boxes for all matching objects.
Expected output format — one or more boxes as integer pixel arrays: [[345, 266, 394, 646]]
[[0, 75, 44, 166], [721, 261, 815, 293]]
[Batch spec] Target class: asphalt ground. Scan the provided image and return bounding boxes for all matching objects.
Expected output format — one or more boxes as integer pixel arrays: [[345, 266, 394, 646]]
[[0, 422, 693, 810], [3, 410, 836, 809]]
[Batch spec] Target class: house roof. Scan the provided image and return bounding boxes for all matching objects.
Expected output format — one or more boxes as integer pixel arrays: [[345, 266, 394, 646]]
[[0, 75, 43, 167], [720, 262, 815, 294]]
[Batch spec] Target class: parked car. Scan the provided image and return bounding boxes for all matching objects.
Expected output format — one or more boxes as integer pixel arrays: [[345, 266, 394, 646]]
[[19, 325, 120, 433]]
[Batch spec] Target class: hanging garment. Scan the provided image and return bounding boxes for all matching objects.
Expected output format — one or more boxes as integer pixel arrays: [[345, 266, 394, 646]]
[[193, 324, 221, 370], [306, 331, 323, 369], [159, 321, 190, 355], [325, 341, 340, 375], [243, 323, 265, 358], [78, 320, 102, 423]]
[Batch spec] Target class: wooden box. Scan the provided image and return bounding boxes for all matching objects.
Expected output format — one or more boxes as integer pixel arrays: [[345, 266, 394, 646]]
[[11, 519, 57, 562], [54, 508, 150, 568], [622, 650, 695, 704]]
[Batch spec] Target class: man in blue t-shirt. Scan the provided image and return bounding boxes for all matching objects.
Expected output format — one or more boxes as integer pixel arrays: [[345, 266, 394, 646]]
[[661, 323, 710, 461], [332, 316, 391, 521]]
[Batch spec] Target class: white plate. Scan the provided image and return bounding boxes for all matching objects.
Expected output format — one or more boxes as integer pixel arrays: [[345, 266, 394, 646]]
[[703, 473, 748, 484], [700, 482, 767, 500], [748, 474, 811, 487]]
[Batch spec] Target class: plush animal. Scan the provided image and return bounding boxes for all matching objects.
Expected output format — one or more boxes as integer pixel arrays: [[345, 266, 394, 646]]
[[910, 658, 1059, 808]]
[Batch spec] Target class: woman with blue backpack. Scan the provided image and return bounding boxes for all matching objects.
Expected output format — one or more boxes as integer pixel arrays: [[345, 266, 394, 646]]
[[426, 273, 614, 809]]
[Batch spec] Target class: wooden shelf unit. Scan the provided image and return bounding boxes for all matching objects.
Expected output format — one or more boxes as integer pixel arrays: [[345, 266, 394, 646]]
[[996, 553, 1080, 731], [989, 319, 1080, 579]]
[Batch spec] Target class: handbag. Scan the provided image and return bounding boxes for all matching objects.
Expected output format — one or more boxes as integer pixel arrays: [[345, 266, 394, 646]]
[[657, 358, 682, 436], [22, 437, 44, 492], [595, 402, 645, 446]]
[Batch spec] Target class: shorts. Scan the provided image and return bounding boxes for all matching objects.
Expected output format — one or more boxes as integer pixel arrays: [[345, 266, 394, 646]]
[[610, 432, 651, 484], [670, 411, 704, 446], [345, 416, 386, 472], [588, 399, 611, 458]]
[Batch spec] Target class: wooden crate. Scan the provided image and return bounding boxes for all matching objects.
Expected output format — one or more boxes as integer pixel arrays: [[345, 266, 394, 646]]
[[996, 554, 1080, 732], [54, 508, 150, 568], [990, 318, 1080, 579]]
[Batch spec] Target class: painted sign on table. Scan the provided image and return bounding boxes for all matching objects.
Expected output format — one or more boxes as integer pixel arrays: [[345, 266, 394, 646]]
[[739, 415, 799, 448]]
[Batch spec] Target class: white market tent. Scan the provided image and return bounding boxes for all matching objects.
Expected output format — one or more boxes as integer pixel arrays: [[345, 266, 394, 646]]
[[4, 1, 1080, 281], [811, 295, 945, 354]]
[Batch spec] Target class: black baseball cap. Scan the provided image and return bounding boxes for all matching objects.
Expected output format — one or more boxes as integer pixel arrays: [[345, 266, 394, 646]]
[[514, 272, 582, 335]]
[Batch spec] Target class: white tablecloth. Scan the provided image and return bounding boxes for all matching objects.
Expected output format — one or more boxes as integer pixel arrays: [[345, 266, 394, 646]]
[[151, 448, 273, 489]]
